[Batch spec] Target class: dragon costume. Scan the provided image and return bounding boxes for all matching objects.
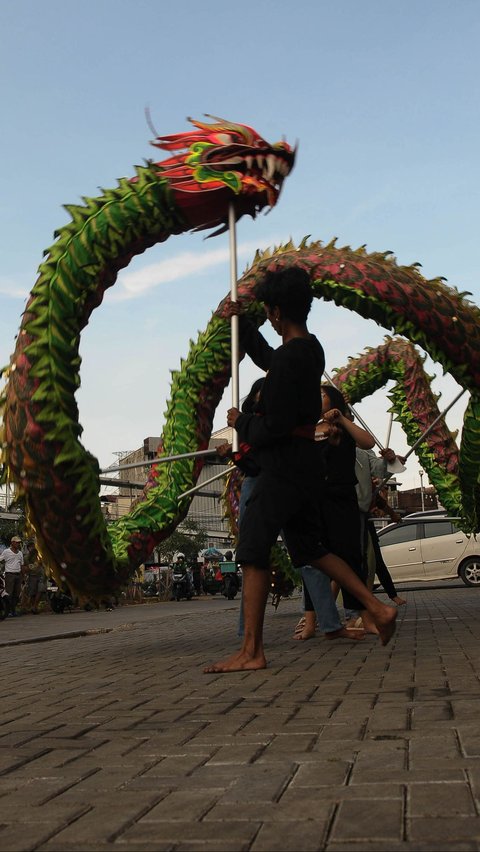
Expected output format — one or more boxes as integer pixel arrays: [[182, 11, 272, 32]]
[[2, 117, 479, 600], [216, 239, 479, 521]]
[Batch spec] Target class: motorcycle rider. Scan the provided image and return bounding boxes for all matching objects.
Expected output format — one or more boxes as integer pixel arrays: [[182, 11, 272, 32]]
[[172, 554, 195, 600]]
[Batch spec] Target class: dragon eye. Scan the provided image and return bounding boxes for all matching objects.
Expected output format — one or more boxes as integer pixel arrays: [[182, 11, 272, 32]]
[[215, 133, 234, 145]]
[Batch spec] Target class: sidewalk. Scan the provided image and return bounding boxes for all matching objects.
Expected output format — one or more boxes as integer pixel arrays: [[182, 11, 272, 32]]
[[1, 586, 480, 851]]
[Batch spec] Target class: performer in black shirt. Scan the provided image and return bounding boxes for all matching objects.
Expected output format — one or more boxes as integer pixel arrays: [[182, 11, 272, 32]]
[[204, 267, 397, 673]]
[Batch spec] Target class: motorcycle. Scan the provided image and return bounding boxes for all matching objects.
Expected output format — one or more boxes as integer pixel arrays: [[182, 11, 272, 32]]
[[171, 568, 195, 601], [202, 566, 224, 596], [47, 581, 74, 614], [221, 562, 242, 600], [202, 563, 242, 599]]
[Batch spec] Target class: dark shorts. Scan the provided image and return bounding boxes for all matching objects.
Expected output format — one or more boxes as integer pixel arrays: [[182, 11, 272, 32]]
[[236, 470, 329, 569]]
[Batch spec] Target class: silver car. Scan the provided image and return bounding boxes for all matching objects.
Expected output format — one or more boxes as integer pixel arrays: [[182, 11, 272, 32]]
[[377, 516, 480, 587]]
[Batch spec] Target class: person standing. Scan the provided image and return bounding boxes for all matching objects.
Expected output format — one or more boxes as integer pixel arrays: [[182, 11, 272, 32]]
[[25, 541, 47, 614], [216, 378, 264, 636], [0, 536, 25, 617], [295, 384, 376, 641], [204, 267, 396, 673], [191, 560, 204, 597], [356, 447, 407, 606]]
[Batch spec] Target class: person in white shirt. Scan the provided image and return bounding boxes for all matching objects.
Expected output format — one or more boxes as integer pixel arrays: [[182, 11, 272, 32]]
[[355, 447, 407, 607], [0, 536, 25, 617]]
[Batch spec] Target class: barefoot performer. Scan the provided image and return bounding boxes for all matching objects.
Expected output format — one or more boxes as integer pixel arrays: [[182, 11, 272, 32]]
[[204, 267, 397, 673]]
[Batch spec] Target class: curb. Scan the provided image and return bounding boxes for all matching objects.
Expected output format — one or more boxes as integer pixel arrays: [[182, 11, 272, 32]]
[[0, 621, 137, 648]]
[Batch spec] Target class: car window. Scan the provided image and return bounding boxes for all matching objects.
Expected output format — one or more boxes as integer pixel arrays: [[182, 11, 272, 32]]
[[422, 521, 454, 538], [379, 524, 418, 546]]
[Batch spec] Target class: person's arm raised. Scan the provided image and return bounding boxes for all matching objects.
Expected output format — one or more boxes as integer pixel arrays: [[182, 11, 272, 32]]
[[223, 302, 274, 371], [323, 409, 375, 449]]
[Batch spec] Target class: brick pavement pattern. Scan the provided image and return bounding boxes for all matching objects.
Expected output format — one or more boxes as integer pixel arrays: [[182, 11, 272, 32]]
[[0, 587, 480, 851]]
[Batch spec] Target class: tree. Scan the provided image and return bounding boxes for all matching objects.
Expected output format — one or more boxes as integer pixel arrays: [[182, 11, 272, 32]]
[[0, 495, 25, 545], [155, 520, 208, 565]]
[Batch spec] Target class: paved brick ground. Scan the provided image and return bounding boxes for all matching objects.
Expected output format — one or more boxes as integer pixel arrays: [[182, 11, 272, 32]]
[[1, 586, 480, 851]]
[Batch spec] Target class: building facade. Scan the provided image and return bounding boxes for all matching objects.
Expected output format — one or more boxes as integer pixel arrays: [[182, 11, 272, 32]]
[[100, 429, 235, 550]]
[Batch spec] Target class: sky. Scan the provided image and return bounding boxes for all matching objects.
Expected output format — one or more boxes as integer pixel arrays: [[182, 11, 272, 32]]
[[1, 0, 479, 495]]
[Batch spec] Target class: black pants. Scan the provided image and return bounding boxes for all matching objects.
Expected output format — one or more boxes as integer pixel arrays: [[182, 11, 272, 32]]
[[367, 520, 398, 599], [318, 488, 365, 612], [4, 573, 22, 614]]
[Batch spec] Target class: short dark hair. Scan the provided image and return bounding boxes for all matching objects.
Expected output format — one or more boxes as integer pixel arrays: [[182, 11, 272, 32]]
[[321, 384, 349, 415], [255, 267, 313, 323]]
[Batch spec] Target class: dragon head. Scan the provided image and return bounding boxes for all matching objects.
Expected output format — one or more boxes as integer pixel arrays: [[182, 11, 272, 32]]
[[150, 115, 296, 233]]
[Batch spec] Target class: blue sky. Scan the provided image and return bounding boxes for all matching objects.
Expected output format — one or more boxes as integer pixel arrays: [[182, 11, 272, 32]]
[[1, 0, 479, 491]]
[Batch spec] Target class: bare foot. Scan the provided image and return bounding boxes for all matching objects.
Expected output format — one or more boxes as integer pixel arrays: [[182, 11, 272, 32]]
[[325, 627, 365, 641], [370, 605, 397, 646], [204, 649, 267, 673], [391, 595, 407, 606], [293, 627, 316, 641]]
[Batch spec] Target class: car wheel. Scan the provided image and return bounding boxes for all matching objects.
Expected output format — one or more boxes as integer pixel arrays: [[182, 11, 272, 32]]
[[459, 557, 480, 587]]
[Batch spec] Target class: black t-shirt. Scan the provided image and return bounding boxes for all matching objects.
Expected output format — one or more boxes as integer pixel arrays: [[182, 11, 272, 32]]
[[235, 322, 325, 484]]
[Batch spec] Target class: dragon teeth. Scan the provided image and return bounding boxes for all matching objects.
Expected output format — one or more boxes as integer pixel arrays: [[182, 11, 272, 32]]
[[266, 155, 276, 181]]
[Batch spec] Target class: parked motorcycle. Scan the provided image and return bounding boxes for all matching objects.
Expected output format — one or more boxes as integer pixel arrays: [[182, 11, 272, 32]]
[[171, 567, 194, 601], [47, 581, 74, 614]]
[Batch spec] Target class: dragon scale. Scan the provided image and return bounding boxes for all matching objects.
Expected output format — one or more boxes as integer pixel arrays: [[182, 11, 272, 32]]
[[331, 337, 461, 516]]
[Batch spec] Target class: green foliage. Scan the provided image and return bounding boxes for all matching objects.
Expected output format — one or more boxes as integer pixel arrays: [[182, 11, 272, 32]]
[[0, 495, 25, 544], [0, 517, 23, 545], [154, 520, 208, 565]]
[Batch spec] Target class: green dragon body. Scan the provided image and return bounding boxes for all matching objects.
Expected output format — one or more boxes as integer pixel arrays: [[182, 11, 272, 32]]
[[2, 123, 479, 599], [216, 240, 480, 530], [332, 336, 461, 516], [1, 117, 295, 598]]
